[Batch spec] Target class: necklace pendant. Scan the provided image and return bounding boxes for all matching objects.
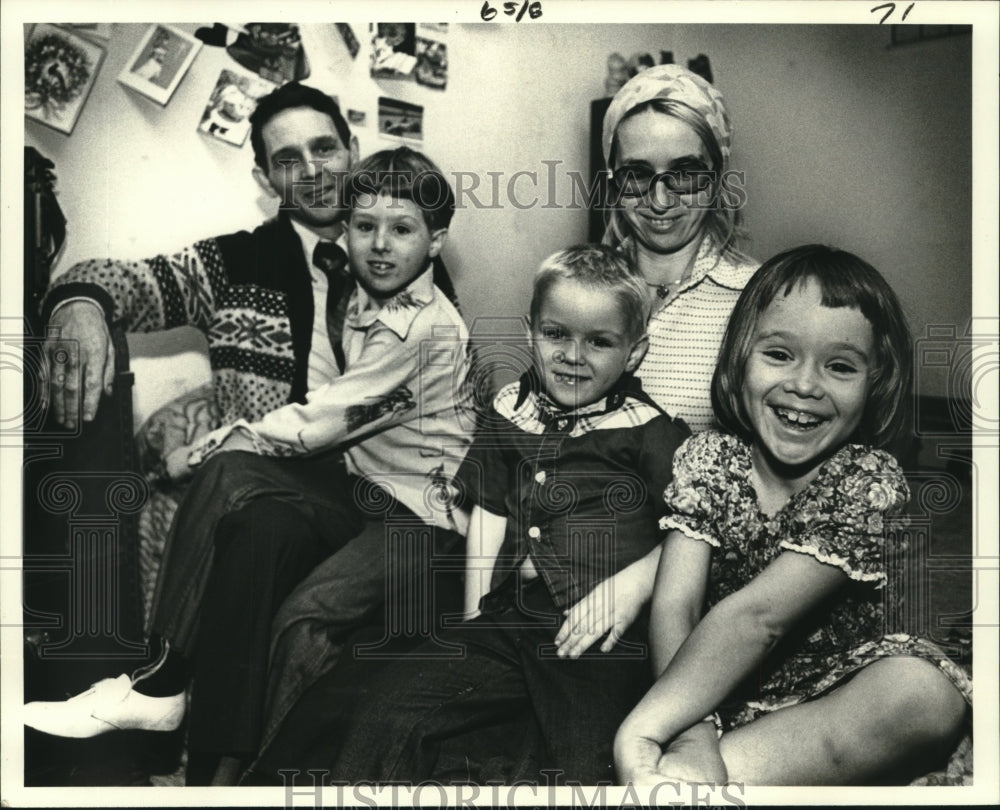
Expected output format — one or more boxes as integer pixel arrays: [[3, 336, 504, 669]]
[[656, 284, 669, 299]]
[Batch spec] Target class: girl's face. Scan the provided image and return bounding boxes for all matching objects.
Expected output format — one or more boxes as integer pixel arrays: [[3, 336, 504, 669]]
[[613, 110, 712, 256], [742, 278, 874, 475]]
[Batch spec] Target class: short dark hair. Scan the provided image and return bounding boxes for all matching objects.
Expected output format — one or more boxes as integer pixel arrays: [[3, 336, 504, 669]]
[[249, 82, 351, 172], [346, 146, 456, 231], [712, 244, 913, 449], [530, 243, 650, 343]]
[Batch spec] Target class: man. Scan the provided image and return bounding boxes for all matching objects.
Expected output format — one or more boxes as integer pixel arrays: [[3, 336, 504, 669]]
[[30, 82, 461, 785], [42, 82, 355, 440], [40, 81, 454, 447]]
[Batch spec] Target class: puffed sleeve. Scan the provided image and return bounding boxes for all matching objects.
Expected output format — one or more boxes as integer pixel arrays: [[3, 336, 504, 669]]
[[455, 409, 510, 517], [779, 446, 909, 585], [660, 431, 732, 548]]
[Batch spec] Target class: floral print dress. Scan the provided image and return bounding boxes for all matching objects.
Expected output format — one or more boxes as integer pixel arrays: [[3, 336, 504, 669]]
[[661, 431, 973, 784]]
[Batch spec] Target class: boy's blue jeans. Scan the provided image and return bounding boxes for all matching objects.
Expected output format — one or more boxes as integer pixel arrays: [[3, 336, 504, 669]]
[[328, 576, 653, 785], [147, 450, 461, 761], [259, 499, 463, 760]]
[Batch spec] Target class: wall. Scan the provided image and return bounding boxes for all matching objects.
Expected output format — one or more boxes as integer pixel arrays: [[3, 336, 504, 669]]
[[23, 22, 973, 422]]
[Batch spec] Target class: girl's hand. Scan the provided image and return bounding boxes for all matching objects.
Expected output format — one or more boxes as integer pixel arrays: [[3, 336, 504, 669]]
[[554, 566, 647, 659], [614, 730, 665, 787], [616, 718, 726, 787], [654, 723, 728, 784]]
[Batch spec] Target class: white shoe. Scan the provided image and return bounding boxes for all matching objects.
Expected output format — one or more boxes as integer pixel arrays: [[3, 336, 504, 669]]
[[24, 674, 186, 738]]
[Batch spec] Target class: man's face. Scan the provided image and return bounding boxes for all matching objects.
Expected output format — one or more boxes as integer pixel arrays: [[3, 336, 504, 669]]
[[253, 106, 357, 231]]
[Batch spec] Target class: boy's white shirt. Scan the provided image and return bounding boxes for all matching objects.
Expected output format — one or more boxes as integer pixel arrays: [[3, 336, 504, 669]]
[[187, 264, 458, 460], [186, 264, 473, 533]]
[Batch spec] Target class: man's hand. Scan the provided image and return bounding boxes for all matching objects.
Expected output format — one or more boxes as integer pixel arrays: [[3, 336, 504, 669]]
[[43, 301, 114, 429]]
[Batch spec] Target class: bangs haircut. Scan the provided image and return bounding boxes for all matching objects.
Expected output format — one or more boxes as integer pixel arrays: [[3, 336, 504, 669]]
[[604, 98, 747, 262], [530, 244, 650, 343], [346, 146, 455, 231], [712, 244, 913, 449]]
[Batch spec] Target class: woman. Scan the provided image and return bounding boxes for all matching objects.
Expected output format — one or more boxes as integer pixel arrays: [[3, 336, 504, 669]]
[[602, 65, 758, 432]]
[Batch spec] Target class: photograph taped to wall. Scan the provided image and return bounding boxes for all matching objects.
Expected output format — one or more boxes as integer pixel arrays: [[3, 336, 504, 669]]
[[198, 69, 278, 147], [418, 22, 449, 36], [5, 2, 999, 806], [336, 22, 360, 59], [377, 95, 423, 141], [370, 22, 417, 78], [225, 23, 309, 85], [415, 37, 447, 90], [117, 23, 201, 106], [24, 23, 105, 135], [59, 22, 112, 43]]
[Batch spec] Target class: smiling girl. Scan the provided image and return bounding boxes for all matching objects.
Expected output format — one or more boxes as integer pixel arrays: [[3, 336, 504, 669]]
[[614, 245, 972, 786]]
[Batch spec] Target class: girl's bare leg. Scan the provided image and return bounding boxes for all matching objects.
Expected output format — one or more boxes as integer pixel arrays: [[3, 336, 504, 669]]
[[719, 656, 966, 785]]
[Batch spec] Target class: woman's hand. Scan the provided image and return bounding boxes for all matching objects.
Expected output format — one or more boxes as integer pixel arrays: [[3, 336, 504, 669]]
[[554, 564, 648, 659]]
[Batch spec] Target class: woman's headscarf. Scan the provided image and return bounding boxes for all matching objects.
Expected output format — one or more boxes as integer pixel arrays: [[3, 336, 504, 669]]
[[601, 65, 733, 168]]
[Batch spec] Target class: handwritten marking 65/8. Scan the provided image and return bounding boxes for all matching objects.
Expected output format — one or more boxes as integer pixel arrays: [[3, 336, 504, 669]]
[[481, 0, 543, 22]]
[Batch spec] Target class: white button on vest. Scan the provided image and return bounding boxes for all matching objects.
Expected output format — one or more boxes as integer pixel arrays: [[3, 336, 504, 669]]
[[527, 526, 541, 539], [534, 471, 546, 484]]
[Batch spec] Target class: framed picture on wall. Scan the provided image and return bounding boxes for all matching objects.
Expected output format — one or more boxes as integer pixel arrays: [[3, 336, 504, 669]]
[[24, 23, 106, 135], [118, 24, 201, 106]]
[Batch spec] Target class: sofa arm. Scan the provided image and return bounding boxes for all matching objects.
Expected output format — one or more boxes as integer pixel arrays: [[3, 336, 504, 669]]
[[135, 383, 220, 482]]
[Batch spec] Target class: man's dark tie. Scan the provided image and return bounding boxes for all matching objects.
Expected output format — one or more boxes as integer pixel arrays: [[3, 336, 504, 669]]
[[312, 240, 350, 373]]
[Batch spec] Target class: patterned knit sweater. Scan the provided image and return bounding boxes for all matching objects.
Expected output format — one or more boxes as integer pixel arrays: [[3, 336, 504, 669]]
[[43, 213, 458, 428]]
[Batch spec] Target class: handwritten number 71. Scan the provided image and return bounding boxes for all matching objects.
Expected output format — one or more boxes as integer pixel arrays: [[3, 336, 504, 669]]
[[871, 2, 914, 24]]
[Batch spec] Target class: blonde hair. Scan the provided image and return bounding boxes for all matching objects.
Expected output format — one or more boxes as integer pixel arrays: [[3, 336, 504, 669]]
[[531, 244, 650, 342]]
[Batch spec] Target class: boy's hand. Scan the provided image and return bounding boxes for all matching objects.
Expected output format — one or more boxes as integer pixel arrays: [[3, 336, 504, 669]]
[[554, 565, 647, 659], [166, 430, 258, 480], [164, 444, 197, 482], [213, 430, 258, 455]]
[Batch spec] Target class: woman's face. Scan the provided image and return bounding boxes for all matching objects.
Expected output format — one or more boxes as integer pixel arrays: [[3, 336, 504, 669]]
[[613, 110, 712, 256]]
